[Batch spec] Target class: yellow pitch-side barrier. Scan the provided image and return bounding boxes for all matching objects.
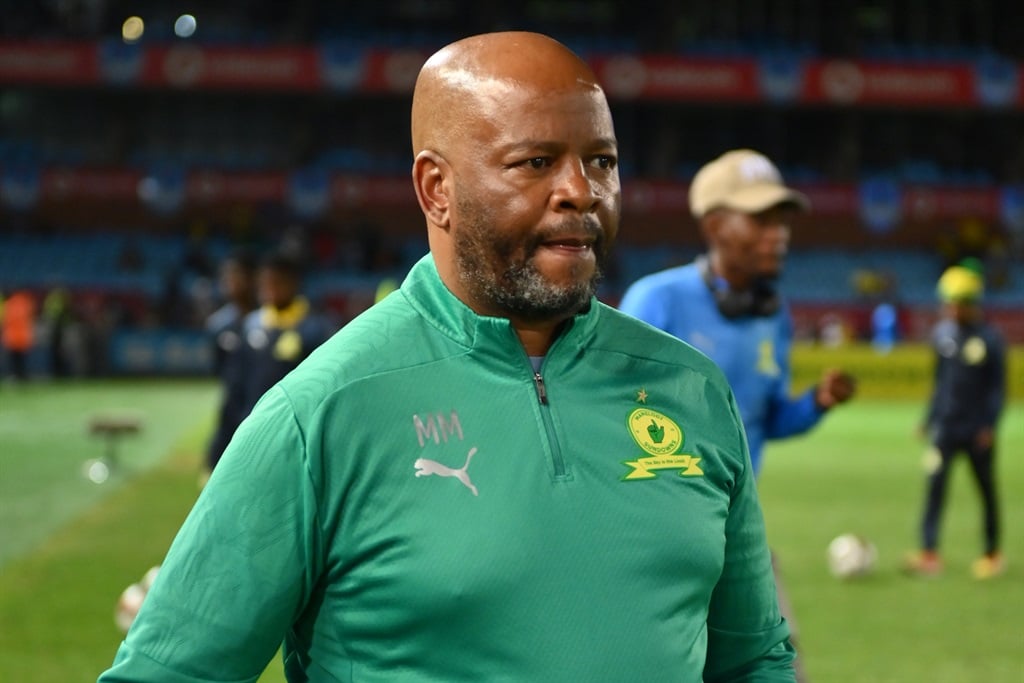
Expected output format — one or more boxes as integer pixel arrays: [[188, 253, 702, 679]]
[[790, 343, 1024, 401]]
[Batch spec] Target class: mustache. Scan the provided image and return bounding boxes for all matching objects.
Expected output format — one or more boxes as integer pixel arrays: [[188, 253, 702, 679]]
[[532, 217, 605, 248]]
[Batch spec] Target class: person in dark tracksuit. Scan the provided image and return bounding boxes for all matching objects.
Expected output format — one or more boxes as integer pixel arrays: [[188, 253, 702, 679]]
[[904, 264, 1007, 579], [203, 249, 258, 480]]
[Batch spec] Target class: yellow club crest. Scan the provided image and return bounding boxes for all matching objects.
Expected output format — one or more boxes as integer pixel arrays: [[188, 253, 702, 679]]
[[273, 330, 303, 361], [623, 408, 703, 480], [962, 336, 987, 365], [627, 408, 682, 455]]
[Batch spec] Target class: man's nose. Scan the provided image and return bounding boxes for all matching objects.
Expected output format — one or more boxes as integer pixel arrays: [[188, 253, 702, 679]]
[[551, 159, 600, 213]]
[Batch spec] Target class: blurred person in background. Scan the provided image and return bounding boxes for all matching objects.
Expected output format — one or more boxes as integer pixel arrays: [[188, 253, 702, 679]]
[[1, 289, 37, 382], [620, 149, 856, 483], [619, 149, 857, 682], [125, 248, 323, 625], [903, 263, 1006, 579], [202, 248, 259, 482], [374, 276, 399, 304], [240, 249, 332, 413], [98, 32, 797, 682], [870, 299, 899, 354], [43, 286, 74, 378]]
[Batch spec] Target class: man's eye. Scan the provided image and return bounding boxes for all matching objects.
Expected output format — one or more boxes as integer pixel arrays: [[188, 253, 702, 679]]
[[594, 155, 617, 170], [526, 157, 549, 169]]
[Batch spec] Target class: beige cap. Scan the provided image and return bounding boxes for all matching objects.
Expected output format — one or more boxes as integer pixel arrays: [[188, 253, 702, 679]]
[[688, 149, 810, 218]]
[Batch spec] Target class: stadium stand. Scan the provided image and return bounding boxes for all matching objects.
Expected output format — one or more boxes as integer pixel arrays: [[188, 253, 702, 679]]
[[1, 0, 1023, 378]]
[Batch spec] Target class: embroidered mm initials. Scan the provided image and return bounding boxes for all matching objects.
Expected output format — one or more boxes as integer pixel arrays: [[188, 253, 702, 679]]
[[413, 412, 464, 446]]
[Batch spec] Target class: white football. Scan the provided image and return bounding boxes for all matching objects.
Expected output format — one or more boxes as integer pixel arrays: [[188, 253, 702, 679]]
[[113, 565, 161, 632], [140, 565, 161, 591], [827, 533, 877, 579], [114, 582, 147, 632]]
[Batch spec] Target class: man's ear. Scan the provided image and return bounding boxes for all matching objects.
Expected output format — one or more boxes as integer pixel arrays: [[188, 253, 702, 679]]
[[412, 150, 451, 229], [698, 211, 719, 245]]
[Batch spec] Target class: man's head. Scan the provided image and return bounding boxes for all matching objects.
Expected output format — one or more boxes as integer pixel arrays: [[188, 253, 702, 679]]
[[410, 31, 621, 325], [220, 248, 257, 307], [937, 264, 984, 324], [258, 251, 302, 311], [690, 149, 808, 288]]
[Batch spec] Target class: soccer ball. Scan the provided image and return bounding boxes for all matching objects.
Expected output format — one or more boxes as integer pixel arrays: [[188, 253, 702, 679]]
[[113, 565, 161, 632], [114, 582, 147, 632], [827, 533, 877, 579]]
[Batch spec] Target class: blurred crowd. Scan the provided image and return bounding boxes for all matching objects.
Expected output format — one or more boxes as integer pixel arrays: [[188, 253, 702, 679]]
[[5, 0, 1024, 60]]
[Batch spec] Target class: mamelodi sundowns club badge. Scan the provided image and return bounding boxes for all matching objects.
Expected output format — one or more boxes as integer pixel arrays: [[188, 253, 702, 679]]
[[623, 408, 703, 480]]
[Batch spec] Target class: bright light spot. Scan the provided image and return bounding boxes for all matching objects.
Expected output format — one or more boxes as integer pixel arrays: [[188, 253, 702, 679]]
[[174, 14, 197, 38], [84, 458, 110, 484], [122, 16, 144, 43], [137, 176, 162, 202]]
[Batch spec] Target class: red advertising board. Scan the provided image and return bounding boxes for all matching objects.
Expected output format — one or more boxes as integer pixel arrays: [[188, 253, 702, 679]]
[[0, 41, 1021, 109], [41, 167, 141, 199], [0, 41, 96, 84], [140, 45, 322, 91], [592, 55, 759, 101], [18, 167, 1010, 225], [185, 170, 287, 202], [357, 48, 432, 93], [803, 60, 977, 107], [901, 186, 999, 221]]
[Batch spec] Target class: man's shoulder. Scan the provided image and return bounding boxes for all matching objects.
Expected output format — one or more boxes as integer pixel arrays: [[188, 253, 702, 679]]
[[205, 303, 241, 332], [240, 307, 263, 330], [280, 293, 437, 393], [297, 308, 334, 339], [980, 320, 1006, 346], [596, 303, 724, 377], [931, 318, 956, 339]]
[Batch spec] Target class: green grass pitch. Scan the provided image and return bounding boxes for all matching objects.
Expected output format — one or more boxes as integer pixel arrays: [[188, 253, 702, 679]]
[[0, 377, 1021, 682]]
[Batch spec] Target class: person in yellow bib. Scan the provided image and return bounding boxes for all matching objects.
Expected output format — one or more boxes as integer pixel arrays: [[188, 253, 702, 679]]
[[240, 250, 332, 414], [904, 263, 1007, 579]]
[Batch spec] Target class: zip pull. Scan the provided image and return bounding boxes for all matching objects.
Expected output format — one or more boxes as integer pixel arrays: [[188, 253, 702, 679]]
[[533, 371, 548, 404]]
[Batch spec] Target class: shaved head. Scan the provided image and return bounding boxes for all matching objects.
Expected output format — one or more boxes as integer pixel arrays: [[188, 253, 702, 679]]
[[408, 31, 620, 352], [411, 32, 603, 158]]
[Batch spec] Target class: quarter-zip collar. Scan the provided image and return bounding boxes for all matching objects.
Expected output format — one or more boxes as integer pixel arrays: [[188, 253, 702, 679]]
[[400, 254, 600, 368]]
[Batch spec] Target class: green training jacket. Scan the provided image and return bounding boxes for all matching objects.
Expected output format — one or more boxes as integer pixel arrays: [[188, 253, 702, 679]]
[[99, 254, 795, 683]]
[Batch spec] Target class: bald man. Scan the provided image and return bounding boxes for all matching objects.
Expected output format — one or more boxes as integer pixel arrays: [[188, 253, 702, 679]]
[[99, 33, 796, 683]]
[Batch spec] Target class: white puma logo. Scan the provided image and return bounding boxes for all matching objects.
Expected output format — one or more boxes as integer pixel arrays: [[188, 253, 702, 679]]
[[414, 447, 479, 496]]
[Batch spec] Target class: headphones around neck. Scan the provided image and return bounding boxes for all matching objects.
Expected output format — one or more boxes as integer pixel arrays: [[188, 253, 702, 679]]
[[696, 255, 781, 319]]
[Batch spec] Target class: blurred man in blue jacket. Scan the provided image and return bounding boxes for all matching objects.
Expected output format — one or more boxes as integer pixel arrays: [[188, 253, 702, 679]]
[[620, 149, 855, 476]]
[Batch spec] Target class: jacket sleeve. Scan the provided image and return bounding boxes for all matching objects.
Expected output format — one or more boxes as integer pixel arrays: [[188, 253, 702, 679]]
[[763, 310, 823, 441], [924, 351, 941, 429], [922, 325, 945, 429], [982, 328, 1007, 428], [704, 393, 797, 683], [98, 386, 323, 683]]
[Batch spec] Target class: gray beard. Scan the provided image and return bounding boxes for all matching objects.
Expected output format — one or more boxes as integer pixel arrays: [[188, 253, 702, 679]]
[[453, 207, 604, 322], [457, 251, 599, 322]]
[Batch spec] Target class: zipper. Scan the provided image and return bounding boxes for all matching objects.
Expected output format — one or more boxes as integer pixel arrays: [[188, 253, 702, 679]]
[[532, 368, 568, 479], [532, 372, 548, 404]]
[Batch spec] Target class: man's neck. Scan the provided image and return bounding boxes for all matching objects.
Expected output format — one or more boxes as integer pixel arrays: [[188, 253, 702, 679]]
[[233, 296, 257, 314], [511, 318, 568, 357], [708, 252, 752, 291]]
